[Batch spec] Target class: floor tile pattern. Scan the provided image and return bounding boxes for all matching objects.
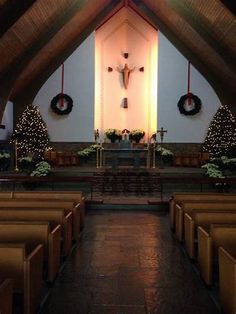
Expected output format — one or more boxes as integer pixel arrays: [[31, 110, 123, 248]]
[[40, 211, 220, 314]]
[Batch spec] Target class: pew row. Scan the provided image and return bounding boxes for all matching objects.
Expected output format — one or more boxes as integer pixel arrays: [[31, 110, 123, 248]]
[[218, 246, 236, 314], [0, 278, 13, 314], [0, 243, 43, 314], [0, 199, 80, 240], [0, 221, 61, 283], [184, 211, 236, 259], [197, 224, 236, 285], [12, 191, 85, 230], [0, 208, 72, 256], [169, 193, 236, 230], [175, 202, 236, 241]]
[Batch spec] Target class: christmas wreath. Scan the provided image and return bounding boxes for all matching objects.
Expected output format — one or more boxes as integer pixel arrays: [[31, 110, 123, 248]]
[[177, 93, 202, 116], [50, 93, 73, 115]]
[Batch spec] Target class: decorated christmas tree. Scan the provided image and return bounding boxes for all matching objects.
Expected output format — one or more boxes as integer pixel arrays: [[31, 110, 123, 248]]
[[11, 104, 50, 157], [203, 105, 236, 157]]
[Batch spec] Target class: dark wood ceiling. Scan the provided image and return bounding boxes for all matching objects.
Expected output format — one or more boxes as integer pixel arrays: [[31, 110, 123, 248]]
[[0, 0, 235, 121]]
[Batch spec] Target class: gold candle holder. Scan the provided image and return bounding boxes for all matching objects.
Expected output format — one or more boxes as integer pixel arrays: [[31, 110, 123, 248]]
[[15, 140, 19, 172], [152, 143, 156, 169]]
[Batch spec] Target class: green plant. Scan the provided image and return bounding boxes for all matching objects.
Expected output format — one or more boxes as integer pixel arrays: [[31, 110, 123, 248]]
[[77, 145, 99, 159], [30, 161, 51, 176], [104, 129, 122, 143], [0, 152, 10, 171], [18, 156, 35, 174], [129, 129, 145, 143], [156, 146, 173, 156], [201, 163, 225, 178]]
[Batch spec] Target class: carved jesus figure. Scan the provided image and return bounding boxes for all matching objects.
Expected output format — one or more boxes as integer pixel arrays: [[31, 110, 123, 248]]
[[117, 63, 135, 89]]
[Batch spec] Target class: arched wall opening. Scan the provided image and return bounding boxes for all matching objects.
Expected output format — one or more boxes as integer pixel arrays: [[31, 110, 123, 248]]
[[95, 7, 158, 142]]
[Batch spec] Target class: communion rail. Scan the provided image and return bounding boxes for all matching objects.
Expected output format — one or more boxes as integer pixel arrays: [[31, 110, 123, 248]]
[[0, 175, 235, 200]]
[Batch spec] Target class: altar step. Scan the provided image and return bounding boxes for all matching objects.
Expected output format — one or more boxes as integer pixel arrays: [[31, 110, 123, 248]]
[[85, 198, 168, 211]]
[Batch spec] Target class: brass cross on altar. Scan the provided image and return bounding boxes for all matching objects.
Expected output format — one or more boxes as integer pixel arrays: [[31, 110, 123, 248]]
[[157, 127, 167, 144]]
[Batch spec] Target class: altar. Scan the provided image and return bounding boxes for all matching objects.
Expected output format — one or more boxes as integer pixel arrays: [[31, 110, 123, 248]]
[[96, 142, 153, 168]]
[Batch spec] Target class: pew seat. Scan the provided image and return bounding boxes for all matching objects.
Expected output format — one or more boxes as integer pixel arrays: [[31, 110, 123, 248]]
[[0, 243, 43, 314], [169, 193, 236, 230], [0, 278, 13, 314], [218, 246, 236, 314], [175, 201, 236, 241], [12, 191, 85, 230], [0, 199, 80, 240], [184, 211, 236, 259], [0, 208, 72, 256], [197, 224, 236, 285], [0, 221, 61, 283]]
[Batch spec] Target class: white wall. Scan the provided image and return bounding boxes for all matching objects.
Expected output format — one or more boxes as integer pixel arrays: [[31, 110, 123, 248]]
[[34, 27, 221, 143], [0, 101, 13, 140], [158, 32, 220, 143], [34, 32, 95, 142]]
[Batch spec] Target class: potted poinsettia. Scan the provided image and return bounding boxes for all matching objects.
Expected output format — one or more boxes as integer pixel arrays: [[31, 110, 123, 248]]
[[129, 129, 145, 143], [104, 129, 122, 143], [0, 152, 10, 171]]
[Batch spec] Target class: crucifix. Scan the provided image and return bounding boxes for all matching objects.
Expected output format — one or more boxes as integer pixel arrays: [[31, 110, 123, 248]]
[[117, 63, 135, 89], [156, 127, 167, 168], [157, 127, 167, 145]]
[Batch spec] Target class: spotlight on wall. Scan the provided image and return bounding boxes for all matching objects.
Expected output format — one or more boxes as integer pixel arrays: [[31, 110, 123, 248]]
[[124, 52, 129, 59]]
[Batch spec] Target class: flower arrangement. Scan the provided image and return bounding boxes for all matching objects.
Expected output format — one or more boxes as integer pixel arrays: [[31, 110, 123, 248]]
[[78, 145, 99, 159], [202, 163, 224, 178], [30, 161, 51, 176], [129, 129, 145, 143], [0, 152, 10, 171], [156, 146, 173, 156], [202, 155, 236, 178], [18, 156, 35, 175], [104, 129, 122, 143]]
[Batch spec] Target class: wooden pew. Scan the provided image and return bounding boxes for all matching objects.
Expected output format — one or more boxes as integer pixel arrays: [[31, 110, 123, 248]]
[[0, 278, 13, 314], [0, 199, 80, 240], [12, 191, 85, 229], [14, 192, 84, 233], [0, 243, 43, 314], [169, 192, 236, 230], [184, 211, 236, 259], [0, 208, 72, 256], [197, 224, 236, 285], [218, 246, 236, 314], [0, 192, 13, 199], [0, 221, 61, 283], [175, 201, 236, 241]]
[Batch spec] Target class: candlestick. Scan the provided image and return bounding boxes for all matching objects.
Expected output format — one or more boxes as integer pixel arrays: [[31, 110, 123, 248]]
[[15, 140, 19, 172]]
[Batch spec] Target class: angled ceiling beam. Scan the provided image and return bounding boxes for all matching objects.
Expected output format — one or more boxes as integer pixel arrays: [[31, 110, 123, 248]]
[[130, 0, 236, 115], [167, 0, 236, 71], [0, 0, 118, 122], [0, 0, 37, 37], [11, 0, 122, 120]]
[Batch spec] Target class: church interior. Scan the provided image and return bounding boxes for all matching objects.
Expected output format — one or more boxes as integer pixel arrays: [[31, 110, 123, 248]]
[[0, 0, 236, 313]]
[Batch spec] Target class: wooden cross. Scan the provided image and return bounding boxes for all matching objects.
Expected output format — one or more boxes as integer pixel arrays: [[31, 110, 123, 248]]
[[157, 127, 167, 144]]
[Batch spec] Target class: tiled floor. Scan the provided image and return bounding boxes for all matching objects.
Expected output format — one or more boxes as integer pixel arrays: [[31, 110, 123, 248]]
[[40, 211, 220, 314]]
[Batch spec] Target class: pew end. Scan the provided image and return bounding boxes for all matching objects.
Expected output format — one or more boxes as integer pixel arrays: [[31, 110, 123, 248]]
[[0, 243, 43, 314], [219, 246, 236, 314], [0, 278, 14, 314]]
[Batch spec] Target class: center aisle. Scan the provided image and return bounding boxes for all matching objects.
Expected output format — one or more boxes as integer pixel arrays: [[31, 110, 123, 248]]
[[40, 211, 219, 314]]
